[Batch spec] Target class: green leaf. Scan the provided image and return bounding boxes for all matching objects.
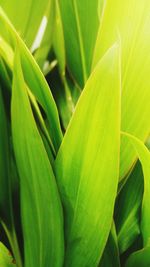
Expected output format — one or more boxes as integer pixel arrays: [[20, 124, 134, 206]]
[[0, 87, 11, 222], [0, 0, 55, 50], [99, 222, 120, 267], [11, 49, 64, 267], [125, 244, 150, 267], [125, 241, 150, 267], [0, 7, 63, 152], [58, 0, 104, 87], [55, 44, 120, 266], [0, 242, 16, 267], [122, 132, 150, 246], [53, 0, 66, 76], [115, 162, 143, 253], [48, 67, 79, 130], [93, 0, 150, 180], [33, 0, 56, 69]]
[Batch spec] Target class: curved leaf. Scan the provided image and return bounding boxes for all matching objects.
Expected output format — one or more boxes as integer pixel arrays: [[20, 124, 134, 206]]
[[93, 0, 150, 180], [0, 242, 16, 267], [11, 50, 64, 267], [0, 0, 55, 51], [122, 132, 150, 245], [115, 162, 143, 253], [55, 44, 121, 266], [0, 7, 63, 152]]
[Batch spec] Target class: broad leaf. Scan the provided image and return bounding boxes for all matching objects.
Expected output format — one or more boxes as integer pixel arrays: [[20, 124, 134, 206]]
[[55, 44, 120, 266], [93, 0, 150, 180], [11, 50, 64, 267]]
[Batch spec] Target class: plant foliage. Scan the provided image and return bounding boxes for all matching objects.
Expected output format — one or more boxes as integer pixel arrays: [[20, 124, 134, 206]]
[[0, 1, 150, 267]]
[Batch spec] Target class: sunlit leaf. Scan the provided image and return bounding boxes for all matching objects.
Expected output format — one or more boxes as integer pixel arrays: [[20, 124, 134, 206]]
[[55, 44, 120, 266], [59, 0, 104, 87], [0, 7, 63, 152], [0, 0, 55, 56], [11, 49, 64, 267], [0, 242, 16, 267], [93, 0, 150, 180]]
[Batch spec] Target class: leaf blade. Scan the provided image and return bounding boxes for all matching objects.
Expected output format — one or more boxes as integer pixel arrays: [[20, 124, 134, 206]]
[[55, 44, 121, 266]]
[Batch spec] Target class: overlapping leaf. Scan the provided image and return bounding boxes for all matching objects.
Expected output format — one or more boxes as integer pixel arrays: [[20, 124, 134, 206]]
[[11, 50, 64, 267], [115, 162, 143, 253], [0, 7, 62, 152], [55, 44, 120, 266], [93, 0, 150, 180], [58, 0, 104, 87], [99, 223, 120, 267], [122, 133, 150, 266], [125, 241, 150, 267], [0, 242, 16, 267], [0, 0, 55, 64]]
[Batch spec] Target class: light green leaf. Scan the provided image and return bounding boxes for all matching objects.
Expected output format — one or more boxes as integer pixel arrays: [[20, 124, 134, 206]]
[[58, 0, 104, 87], [93, 0, 150, 180], [0, 242, 16, 267], [55, 44, 120, 266], [11, 49, 64, 267], [33, 0, 56, 69], [0, 0, 55, 50], [0, 8, 63, 152]]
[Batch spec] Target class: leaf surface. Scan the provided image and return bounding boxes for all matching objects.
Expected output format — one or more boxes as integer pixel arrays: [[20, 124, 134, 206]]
[[0, 242, 16, 267], [93, 0, 150, 179], [58, 0, 104, 87], [0, 8, 63, 152], [11, 50, 64, 267], [115, 162, 143, 253], [55, 44, 120, 266]]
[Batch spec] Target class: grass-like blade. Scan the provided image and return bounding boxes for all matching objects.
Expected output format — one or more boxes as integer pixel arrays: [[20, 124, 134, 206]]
[[99, 222, 120, 267], [58, 0, 104, 87], [0, 7, 63, 152], [0, 0, 55, 50], [122, 132, 150, 246], [115, 162, 143, 253], [11, 49, 64, 267]]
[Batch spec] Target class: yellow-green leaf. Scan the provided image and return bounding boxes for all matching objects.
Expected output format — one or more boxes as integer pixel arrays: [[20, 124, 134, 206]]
[[11, 50, 64, 267], [55, 44, 120, 266], [93, 0, 150, 180]]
